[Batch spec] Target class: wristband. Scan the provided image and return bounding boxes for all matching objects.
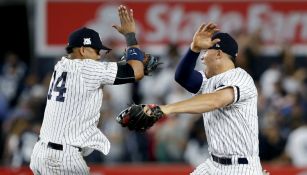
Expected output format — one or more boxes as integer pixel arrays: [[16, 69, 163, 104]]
[[126, 47, 144, 62], [125, 32, 138, 46]]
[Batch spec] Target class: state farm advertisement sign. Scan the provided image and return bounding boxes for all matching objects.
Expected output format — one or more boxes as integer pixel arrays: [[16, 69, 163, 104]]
[[35, 0, 307, 57]]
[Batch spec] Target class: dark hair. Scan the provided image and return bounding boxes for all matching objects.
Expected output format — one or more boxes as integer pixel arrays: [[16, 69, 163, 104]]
[[65, 46, 74, 54], [226, 54, 236, 67], [229, 55, 236, 64]]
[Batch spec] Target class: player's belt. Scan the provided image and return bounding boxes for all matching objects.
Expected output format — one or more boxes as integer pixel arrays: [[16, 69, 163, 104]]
[[47, 142, 82, 152], [211, 154, 248, 165], [38, 137, 82, 152]]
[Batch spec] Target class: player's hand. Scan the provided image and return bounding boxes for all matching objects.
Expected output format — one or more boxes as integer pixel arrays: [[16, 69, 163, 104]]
[[112, 5, 136, 35], [144, 105, 169, 115], [191, 23, 220, 52]]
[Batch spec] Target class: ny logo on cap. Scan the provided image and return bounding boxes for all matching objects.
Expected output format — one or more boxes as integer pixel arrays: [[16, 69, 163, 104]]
[[83, 38, 91, 45], [215, 43, 220, 48]]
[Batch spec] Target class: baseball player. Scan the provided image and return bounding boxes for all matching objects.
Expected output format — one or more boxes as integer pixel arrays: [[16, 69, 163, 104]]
[[29, 5, 147, 174], [144, 23, 266, 174]]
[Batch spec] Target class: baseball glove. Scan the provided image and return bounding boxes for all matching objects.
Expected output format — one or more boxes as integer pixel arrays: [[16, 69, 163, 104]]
[[116, 104, 165, 132], [143, 53, 161, 75], [120, 52, 162, 75]]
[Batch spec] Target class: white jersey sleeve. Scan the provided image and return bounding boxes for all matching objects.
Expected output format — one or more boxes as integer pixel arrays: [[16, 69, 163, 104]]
[[214, 68, 257, 104], [195, 71, 208, 95], [80, 60, 118, 90]]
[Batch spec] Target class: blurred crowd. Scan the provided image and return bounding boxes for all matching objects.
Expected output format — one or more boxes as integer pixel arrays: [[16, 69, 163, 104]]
[[0, 30, 306, 169]]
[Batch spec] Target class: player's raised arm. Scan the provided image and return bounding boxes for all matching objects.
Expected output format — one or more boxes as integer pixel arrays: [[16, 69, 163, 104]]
[[175, 23, 221, 93], [112, 5, 139, 48], [112, 5, 144, 82]]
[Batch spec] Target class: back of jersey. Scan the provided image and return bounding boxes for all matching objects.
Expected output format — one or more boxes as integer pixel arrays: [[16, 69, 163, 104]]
[[39, 57, 117, 155]]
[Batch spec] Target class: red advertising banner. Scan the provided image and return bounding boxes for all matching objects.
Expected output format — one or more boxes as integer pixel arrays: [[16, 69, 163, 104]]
[[35, 0, 307, 56]]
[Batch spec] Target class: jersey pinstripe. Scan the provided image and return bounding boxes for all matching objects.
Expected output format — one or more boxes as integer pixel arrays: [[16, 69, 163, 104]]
[[191, 67, 262, 175], [197, 67, 258, 157], [39, 56, 117, 155]]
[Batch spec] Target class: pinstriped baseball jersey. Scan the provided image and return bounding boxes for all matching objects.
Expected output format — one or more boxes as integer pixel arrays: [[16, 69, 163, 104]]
[[39, 56, 117, 155], [197, 67, 259, 157]]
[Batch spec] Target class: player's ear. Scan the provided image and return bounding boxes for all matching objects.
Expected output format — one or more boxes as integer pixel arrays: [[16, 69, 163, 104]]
[[216, 50, 222, 60], [79, 47, 86, 56], [217, 50, 221, 56]]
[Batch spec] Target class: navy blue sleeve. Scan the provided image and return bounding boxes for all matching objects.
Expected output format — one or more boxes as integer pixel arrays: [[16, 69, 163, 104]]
[[175, 48, 203, 94]]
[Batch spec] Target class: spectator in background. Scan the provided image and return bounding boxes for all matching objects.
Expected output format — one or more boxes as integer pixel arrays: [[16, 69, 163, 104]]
[[301, 77, 307, 115], [2, 118, 29, 166], [284, 117, 307, 167], [0, 52, 27, 107], [153, 114, 188, 162], [259, 114, 287, 163], [237, 29, 266, 82], [184, 116, 209, 167], [0, 52, 27, 78], [102, 38, 122, 62], [17, 73, 49, 122], [280, 42, 296, 76], [259, 63, 282, 99], [11, 119, 40, 167], [85, 94, 125, 164], [280, 43, 302, 96], [0, 52, 28, 164], [139, 43, 180, 104], [0, 93, 8, 123]]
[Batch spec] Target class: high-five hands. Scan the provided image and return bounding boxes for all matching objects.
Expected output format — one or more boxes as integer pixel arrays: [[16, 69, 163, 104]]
[[112, 5, 136, 35], [191, 23, 220, 52]]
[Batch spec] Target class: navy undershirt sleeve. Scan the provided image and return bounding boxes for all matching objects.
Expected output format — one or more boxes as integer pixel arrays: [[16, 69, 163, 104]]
[[175, 48, 203, 94], [114, 63, 135, 85]]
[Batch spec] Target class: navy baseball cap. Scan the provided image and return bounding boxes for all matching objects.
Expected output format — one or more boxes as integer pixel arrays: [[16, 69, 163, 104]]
[[209, 32, 238, 59], [67, 27, 111, 51]]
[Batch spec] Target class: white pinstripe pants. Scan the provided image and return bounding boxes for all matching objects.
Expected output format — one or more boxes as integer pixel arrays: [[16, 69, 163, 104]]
[[191, 157, 263, 175], [30, 140, 90, 175]]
